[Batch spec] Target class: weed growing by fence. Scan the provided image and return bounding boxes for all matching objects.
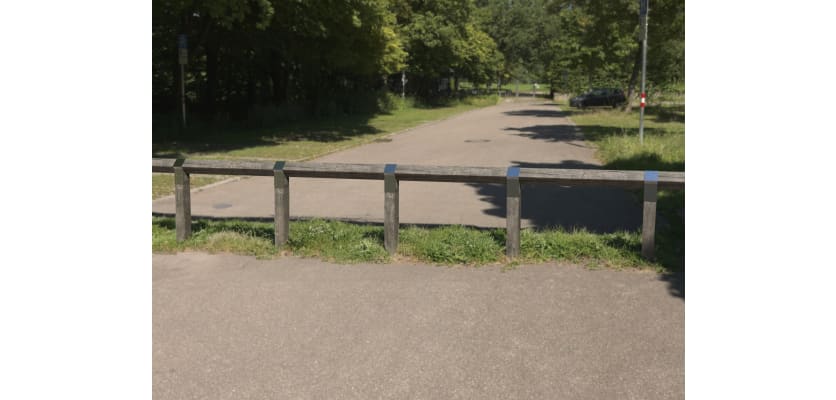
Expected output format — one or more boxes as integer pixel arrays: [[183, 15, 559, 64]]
[[520, 228, 647, 269], [289, 219, 389, 263], [399, 226, 504, 265]]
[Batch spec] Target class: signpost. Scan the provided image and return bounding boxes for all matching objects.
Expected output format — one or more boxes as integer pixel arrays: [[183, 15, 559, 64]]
[[178, 34, 188, 128], [639, 0, 648, 145]]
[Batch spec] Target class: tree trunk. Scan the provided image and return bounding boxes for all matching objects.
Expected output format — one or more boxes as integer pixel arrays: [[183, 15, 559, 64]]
[[205, 35, 219, 118], [246, 68, 256, 108], [269, 54, 288, 105], [171, 55, 180, 140], [624, 42, 642, 112]]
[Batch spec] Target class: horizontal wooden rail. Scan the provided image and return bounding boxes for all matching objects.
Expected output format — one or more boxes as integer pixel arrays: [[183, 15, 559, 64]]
[[153, 158, 684, 260], [518, 168, 684, 190], [152, 159, 685, 189]]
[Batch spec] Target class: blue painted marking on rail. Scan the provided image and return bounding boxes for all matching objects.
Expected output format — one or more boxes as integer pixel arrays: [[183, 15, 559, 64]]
[[507, 166, 520, 178], [274, 161, 286, 170], [644, 170, 659, 182], [384, 164, 397, 174]]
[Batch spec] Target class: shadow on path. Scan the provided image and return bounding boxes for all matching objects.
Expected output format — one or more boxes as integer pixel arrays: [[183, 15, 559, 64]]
[[659, 269, 685, 299], [468, 159, 684, 299], [468, 160, 642, 234], [503, 109, 571, 118]]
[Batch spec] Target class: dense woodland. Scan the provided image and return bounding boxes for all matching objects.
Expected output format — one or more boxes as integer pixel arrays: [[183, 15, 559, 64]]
[[153, 0, 683, 124]]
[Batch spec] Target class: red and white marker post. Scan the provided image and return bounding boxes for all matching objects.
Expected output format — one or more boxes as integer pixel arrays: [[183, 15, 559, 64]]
[[640, 93, 646, 108]]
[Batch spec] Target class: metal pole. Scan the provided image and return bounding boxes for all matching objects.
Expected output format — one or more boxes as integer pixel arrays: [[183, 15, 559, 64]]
[[180, 63, 187, 128], [178, 34, 188, 129], [639, 0, 648, 145], [401, 71, 406, 99]]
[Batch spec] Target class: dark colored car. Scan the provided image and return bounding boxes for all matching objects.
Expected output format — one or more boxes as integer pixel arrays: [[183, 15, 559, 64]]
[[569, 88, 627, 108]]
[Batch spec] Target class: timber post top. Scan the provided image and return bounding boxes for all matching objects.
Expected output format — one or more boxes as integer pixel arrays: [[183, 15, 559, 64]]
[[152, 158, 684, 190]]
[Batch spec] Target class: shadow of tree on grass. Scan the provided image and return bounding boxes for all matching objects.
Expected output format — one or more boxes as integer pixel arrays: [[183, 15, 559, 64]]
[[152, 114, 384, 158]]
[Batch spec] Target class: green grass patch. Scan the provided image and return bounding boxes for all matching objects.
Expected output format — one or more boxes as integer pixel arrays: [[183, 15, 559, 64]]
[[152, 218, 277, 258], [554, 99, 685, 272], [152, 217, 668, 271], [555, 99, 684, 172], [288, 219, 389, 263], [153, 95, 499, 162], [151, 173, 229, 200], [399, 225, 504, 265], [152, 96, 498, 200], [520, 228, 648, 270]]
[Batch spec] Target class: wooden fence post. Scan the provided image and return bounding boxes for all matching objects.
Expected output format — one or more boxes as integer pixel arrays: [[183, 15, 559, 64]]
[[506, 166, 521, 258], [274, 161, 289, 247], [174, 159, 191, 242], [384, 164, 399, 255], [642, 171, 659, 260]]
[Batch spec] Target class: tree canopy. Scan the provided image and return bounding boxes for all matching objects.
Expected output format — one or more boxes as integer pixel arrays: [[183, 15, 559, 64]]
[[152, 0, 683, 125]]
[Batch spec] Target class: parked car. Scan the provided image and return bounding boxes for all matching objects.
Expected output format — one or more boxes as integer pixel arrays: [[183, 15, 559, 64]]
[[569, 88, 626, 108]]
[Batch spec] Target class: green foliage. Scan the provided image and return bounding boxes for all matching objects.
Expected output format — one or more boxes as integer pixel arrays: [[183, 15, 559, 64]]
[[395, 0, 502, 98], [477, 0, 552, 83], [542, 0, 639, 93], [153, 0, 409, 125], [474, 0, 684, 94], [153, 0, 683, 138], [152, 0, 506, 133]]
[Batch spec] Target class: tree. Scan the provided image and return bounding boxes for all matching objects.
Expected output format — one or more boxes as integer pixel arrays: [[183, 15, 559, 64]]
[[152, 0, 409, 123], [397, 0, 501, 99]]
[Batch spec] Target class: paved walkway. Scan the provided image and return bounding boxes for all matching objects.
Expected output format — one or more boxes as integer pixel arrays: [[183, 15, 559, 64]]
[[153, 99, 640, 232], [153, 253, 684, 399]]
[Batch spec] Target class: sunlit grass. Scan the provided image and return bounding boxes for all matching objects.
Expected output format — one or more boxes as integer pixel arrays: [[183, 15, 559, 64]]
[[555, 99, 685, 270], [153, 96, 499, 161], [555, 99, 684, 172], [152, 96, 499, 198], [152, 217, 666, 271]]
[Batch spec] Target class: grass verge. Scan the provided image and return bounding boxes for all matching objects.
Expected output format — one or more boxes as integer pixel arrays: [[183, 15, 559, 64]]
[[152, 217, 668, 271], [554, 99, 684, 171], [153, 96, 499, 161], [152, 95, 498, 199], [555, 98, 685, 270]]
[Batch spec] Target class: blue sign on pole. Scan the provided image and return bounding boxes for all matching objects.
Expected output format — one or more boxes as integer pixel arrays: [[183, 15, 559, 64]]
[[640, 0, 648, 16], [178, 34, 188, 65]]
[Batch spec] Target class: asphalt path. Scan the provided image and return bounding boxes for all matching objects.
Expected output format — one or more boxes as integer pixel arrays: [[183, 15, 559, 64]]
[[153, 253, 684, 399], [153, 98, 640, 232]]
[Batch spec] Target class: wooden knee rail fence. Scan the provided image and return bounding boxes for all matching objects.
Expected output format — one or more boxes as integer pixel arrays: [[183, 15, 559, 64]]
[[153, 158, 685, 260]]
